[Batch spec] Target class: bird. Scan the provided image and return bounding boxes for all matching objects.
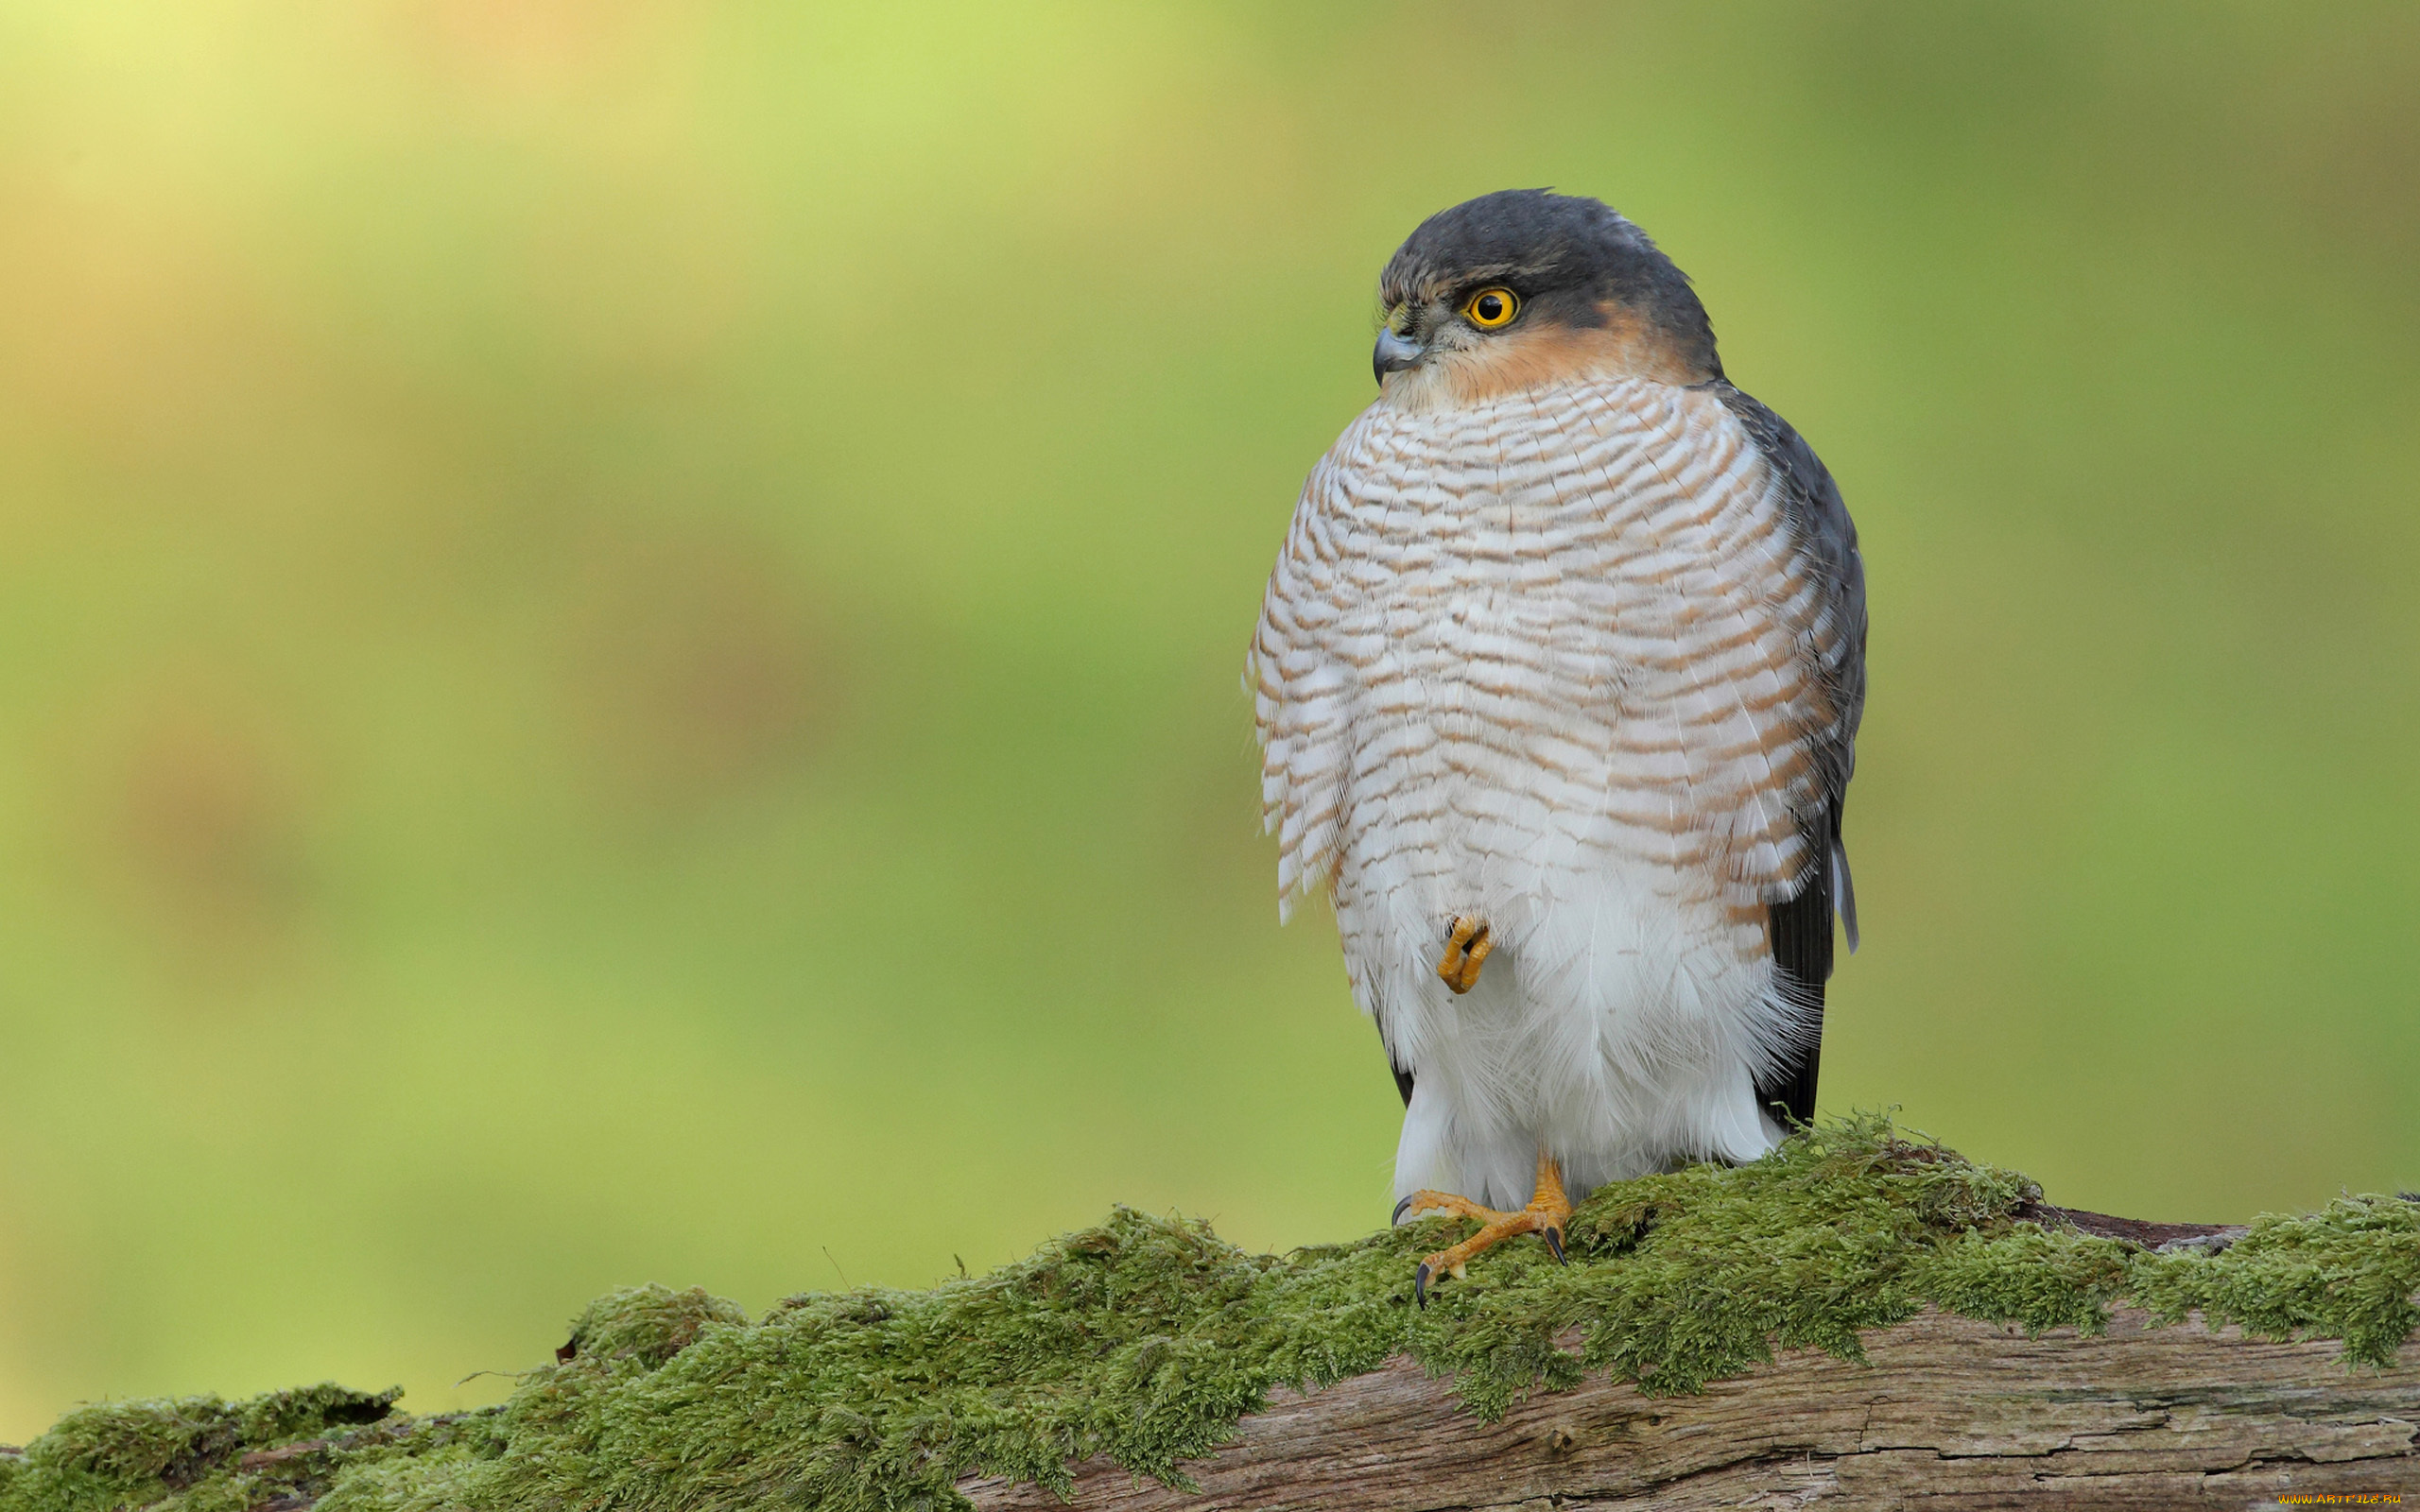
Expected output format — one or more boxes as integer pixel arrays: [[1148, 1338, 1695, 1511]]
[[1249, 190, 1866, 1302]]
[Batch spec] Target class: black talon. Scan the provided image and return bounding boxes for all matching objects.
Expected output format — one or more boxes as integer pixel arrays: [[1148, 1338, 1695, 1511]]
[[1414, 1262, 1432, 1309], [1545, 1226, 1567, 1265], [1392, 1194, 1415, 1226]]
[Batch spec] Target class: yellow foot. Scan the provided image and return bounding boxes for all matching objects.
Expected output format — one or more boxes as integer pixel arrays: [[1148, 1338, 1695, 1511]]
[[1437, 916, 1494, 994], [1392, 1151, 1573, 1307]]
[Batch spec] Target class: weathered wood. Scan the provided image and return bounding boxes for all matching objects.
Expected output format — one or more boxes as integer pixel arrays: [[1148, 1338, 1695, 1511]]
[[957, 1308, 2420, 1510], [2013, 1201, 2247, 1253]]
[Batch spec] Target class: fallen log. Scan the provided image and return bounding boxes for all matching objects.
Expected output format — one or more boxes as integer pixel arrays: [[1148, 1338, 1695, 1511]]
[[2, 1119, 2412, 1512], [960, 1305, 2420, 1509]]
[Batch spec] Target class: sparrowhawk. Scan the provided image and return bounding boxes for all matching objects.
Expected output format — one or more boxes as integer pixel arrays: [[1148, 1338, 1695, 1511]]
[[1250, 190, 1867, 1298]]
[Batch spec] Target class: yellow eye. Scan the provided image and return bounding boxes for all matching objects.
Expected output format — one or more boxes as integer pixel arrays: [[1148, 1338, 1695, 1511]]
[[1463, 286, 1519, 329]]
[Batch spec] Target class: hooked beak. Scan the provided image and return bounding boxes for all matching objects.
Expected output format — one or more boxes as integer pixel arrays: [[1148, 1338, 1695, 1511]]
[[1373, 328, 1425, 385]]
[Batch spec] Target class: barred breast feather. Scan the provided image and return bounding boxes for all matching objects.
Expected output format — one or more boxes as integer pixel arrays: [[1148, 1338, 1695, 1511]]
[[1250, 373, 1863, 1210]]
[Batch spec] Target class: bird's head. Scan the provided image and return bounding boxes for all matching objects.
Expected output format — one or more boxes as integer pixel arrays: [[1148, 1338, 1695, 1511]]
[[1373, 189, 1721, 407]]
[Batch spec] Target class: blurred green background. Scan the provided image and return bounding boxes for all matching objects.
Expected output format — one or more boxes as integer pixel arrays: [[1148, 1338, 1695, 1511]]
[[0, 0, 2415, 1440]]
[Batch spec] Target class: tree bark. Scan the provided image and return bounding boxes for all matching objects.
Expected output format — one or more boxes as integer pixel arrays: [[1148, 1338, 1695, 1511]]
[[958, 1209, 2420, 1512]]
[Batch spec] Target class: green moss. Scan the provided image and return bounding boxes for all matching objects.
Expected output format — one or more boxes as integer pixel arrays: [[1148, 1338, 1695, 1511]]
[[4, 1117, 2411, 1512], [2130, 1195, 2420, 1364], [559, 1285, 752, 1370], [0, 1384, 403, 1512]]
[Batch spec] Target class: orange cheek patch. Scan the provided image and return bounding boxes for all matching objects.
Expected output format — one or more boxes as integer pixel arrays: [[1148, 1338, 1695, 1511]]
[[1442, 306, 1715, 402]]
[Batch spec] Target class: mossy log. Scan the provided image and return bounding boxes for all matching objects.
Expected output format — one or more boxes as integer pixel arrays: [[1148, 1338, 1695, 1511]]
[[960, 1304, 2420, 1508], [2, 1120, 2414, 1512]]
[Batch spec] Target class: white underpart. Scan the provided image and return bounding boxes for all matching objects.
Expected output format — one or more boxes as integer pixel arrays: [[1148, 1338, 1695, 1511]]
[[1251, 374, 1838, 1212]]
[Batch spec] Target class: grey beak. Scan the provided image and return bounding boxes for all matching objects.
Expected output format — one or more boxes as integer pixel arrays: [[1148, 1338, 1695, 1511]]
[[1373, 329, 1425, 384]]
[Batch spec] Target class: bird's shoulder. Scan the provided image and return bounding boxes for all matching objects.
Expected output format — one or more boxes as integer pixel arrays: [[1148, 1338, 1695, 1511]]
[[1703, 383, 1861, 592]]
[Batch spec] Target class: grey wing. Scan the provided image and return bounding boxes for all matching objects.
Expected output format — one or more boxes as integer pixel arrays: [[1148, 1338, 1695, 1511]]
[[1715, 382, 1867, 1125]]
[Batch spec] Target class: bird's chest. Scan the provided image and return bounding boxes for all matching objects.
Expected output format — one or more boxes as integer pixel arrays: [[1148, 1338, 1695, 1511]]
[[1322, 404, 1760, 748], [1254, 375, 1810, 929]]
